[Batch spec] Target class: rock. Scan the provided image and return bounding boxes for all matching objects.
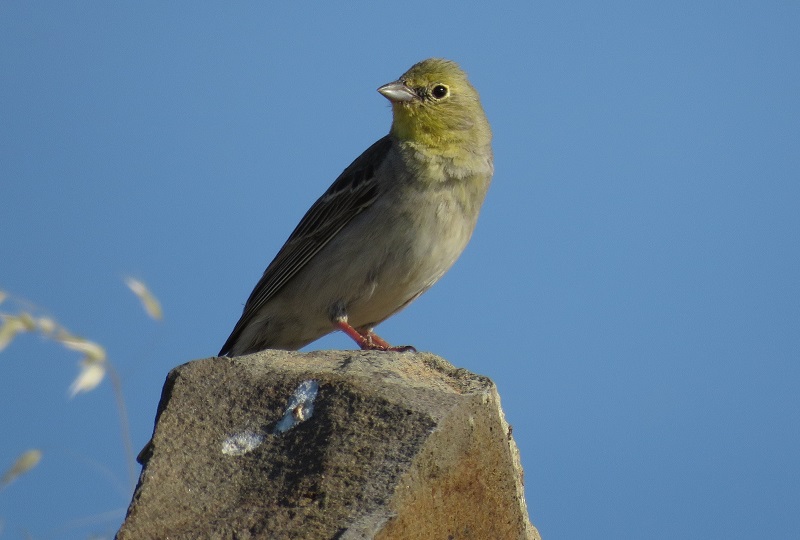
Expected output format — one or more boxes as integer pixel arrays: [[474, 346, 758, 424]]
[[117, 351, 539, 540]]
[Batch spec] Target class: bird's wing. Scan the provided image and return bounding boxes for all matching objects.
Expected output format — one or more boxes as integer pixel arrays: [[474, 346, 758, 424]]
[[219, 135, 393, 355]]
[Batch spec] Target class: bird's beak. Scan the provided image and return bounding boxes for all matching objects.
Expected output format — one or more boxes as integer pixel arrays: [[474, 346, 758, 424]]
[[377, 80, 417, 103]]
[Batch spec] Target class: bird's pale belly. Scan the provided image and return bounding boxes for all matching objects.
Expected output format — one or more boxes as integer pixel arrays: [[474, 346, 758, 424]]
[[276, 194, 474, 343], [347, 196, 473, 326]]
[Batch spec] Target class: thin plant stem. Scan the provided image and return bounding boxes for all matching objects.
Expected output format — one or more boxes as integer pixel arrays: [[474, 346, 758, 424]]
[[105, 362, 137, 490]]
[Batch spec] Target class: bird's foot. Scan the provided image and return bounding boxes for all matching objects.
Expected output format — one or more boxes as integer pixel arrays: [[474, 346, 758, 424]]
[[363, 330, 417, 352], [386, 344, 417, 352], [334, 320, 416, 352]]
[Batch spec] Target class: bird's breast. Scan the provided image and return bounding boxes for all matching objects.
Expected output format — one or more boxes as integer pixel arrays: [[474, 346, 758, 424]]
[[340, 182, 480, 326]]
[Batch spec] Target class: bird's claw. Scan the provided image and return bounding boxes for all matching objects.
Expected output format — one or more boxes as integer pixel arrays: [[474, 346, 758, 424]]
[[386, 345, 416, 353]]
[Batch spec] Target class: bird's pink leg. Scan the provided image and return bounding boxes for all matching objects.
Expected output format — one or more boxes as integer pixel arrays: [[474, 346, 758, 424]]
[[334, 320, 415, 352], [363, 331, 392, 349], [335, 319, 373, 350]]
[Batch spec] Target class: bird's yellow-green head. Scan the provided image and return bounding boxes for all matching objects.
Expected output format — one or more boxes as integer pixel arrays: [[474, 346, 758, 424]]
[[378, 58, 492, 154]]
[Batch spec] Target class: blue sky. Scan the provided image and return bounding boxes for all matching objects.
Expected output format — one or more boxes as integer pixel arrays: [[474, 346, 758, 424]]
[[2, 2, 799, 538]]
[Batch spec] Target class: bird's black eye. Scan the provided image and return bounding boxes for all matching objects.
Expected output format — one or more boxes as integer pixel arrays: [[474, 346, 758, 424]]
[[431, 84, 449, 99]]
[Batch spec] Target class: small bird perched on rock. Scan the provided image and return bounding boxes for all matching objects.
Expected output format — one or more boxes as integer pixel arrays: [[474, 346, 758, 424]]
[[219, 58, 493, 356]]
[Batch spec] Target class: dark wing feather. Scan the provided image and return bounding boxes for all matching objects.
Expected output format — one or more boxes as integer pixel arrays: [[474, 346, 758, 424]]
[[219, 136, 393, 355]]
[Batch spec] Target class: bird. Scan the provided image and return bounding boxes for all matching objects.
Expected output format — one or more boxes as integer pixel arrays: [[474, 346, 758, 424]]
[[219, 58, 493, 356]]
